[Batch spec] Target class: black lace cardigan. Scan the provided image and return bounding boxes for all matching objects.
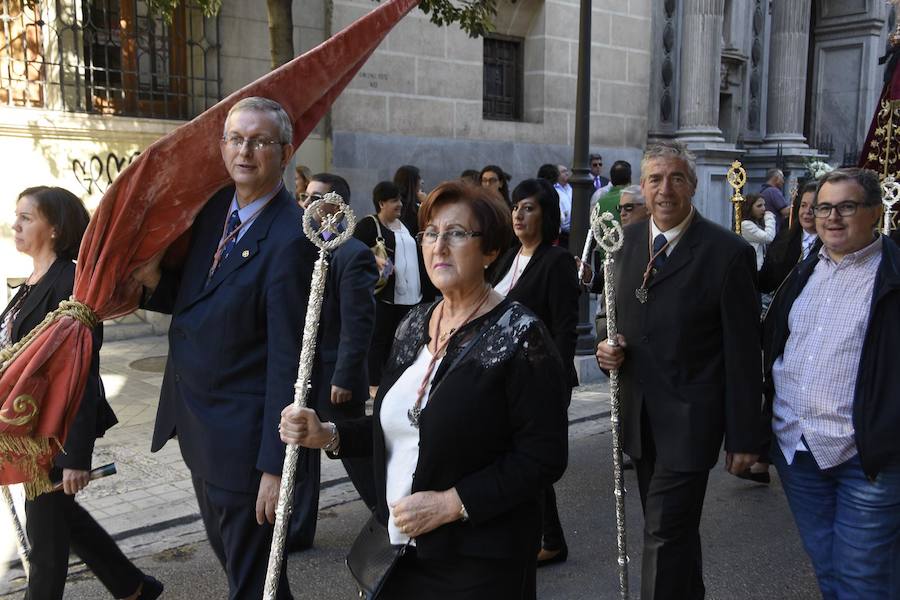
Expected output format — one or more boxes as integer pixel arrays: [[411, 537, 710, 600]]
[[334, 298, 569, 561]]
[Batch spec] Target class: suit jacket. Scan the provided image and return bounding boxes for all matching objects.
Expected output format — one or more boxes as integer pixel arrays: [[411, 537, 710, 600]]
[[308, 237, 377, 419], [0, 259, 116, 471], [352, 214, 436, 304], [491, 243, 580, 388], [335, 300, 568, 562], [144, 185, 316, 493], [613, 211, 767, 471]]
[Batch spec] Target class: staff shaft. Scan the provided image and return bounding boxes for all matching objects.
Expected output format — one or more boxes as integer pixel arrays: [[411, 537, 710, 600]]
[[2, 485, 30, 577], [263, 250, 329, 599], [603, 257, 629, 600]]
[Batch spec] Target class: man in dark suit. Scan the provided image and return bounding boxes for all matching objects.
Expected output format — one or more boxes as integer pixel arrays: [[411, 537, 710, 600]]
[[288, 172, 378, 551], [596, 141, 766, 600], [133, 97, 316, 600]]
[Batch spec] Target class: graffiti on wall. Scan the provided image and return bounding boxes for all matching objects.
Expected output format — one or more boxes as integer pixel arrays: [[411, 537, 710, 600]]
[[71, 151, 141, 195]]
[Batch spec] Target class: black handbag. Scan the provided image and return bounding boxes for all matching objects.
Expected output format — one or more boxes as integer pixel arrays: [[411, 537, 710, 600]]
[[346, 515, 408, 599]]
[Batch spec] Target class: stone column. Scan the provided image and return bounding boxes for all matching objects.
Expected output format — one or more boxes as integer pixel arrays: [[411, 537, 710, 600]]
[[676, 0, 725, 141], [765, 0, 811, 146]]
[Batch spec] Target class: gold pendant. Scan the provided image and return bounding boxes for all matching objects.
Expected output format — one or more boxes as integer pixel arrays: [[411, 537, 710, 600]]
[[635, 287, 648, 304]]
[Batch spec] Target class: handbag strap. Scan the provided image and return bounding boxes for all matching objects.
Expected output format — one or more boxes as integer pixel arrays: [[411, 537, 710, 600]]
[[370, 214, 385, 243]]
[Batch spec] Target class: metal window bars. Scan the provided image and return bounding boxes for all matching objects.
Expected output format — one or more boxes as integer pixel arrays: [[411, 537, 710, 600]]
[[0, 0, 220, 120]]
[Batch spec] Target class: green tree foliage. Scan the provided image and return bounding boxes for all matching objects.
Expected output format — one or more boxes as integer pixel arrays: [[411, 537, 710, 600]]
[[147, 0, 503, 38], [412, 0, 502, 38]]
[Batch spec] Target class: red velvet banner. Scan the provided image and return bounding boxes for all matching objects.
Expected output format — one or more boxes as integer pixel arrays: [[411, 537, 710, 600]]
[[0, 0, 419, 496]]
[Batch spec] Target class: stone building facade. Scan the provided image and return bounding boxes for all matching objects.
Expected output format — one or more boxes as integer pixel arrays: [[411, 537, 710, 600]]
[[0, 0, 893, 314], [645, 0, 893, 222]]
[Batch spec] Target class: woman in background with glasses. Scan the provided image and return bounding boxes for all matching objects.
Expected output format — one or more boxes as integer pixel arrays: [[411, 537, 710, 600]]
[[491, 178, 579, 568], [281, 181, 568, 598], [480, 165, 511, 208]]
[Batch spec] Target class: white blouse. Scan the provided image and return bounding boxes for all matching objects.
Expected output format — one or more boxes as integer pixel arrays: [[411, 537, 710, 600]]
[[494, 253, 531, 297], [380, 345, 442, 545], [389, 220, 422, 305]]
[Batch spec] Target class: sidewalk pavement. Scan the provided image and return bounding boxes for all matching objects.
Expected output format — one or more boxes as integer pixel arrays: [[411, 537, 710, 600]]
[[1, 334, 611, 595]]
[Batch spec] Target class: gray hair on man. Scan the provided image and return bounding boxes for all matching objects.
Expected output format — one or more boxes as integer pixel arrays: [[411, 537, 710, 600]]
[[641, 140, 698, 187], [224, 97, 293, 145], [620, 185, 644, 205], [765, 168, 784, 182]]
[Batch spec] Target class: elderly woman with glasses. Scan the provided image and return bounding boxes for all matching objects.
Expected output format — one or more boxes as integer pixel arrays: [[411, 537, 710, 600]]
[[491, 178, 579, 567], [280, 181, 568, 598]]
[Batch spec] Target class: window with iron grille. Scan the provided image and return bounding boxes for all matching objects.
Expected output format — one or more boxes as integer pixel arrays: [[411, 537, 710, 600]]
[[0, 0, 220, 120], [483, 35, 523, 121]]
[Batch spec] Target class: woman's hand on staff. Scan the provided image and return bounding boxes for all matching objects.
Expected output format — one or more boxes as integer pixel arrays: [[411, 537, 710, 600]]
[[575, 257, 593, 285], [391, 488, 465, 538], [61, 468, 90, 495], [596, 334, 627, 370], [279, 405, 332, 449]]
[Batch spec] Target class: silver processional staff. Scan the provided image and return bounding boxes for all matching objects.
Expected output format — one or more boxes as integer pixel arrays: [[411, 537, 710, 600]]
[[591, 210, 629, 600], [263, 192, 356, 599]]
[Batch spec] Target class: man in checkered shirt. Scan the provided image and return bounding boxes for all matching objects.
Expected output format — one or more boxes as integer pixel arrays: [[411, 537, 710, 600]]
[[763, 168, 900, 599]]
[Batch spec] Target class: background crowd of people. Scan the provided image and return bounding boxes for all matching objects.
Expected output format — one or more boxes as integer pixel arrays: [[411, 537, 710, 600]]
[[4, 97, 898, 599]]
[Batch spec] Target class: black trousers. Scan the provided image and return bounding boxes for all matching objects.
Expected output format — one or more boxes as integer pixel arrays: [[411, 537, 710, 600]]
[[541, 386, 571, 551], [288, 386, 377, 550], [287, 445, 376, 550], [24, 488, 143, 600], [632, 410, 710, 600], [192, 475, 292, 600], [380, 547, 533, 600], [369, 301, 414, 386]]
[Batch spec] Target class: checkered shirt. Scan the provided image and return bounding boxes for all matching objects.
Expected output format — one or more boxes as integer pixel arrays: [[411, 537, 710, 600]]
[[772, 237, 882, 468]]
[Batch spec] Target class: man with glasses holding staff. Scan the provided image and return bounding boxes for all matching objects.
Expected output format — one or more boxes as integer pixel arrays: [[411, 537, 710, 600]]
[[132, 97, 315, 600], [764, 167, 900, 599]]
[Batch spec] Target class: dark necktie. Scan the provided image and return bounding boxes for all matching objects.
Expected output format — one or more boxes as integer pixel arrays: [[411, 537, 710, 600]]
[[652, 233, 668, 271], [222, 209, 241, 261], [594, 176, 601, 189]]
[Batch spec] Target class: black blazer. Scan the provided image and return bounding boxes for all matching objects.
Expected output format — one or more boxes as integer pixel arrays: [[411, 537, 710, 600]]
[[491, 243, 580, 388], [759, 225, 822, 294], [144, 185, 317, 493], [335, 300, 568, 562], [0, 259, 116, 471], [308, 237, 378, 418], [612, 212, 767, 471], [352, 214, 436, 304]]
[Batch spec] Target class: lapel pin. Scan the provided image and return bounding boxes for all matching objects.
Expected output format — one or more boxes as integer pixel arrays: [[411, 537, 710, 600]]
[[241, 250, 250, 258]]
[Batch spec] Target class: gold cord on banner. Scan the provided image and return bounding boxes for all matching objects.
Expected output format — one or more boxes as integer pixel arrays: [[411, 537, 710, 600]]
[[726, 160, 747, 235], [0, 298, 96, 499], [0, 298, 98, 374]]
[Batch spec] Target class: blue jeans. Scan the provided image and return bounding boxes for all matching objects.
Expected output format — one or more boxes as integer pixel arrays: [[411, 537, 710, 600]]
[[773, 448, 900, 600]]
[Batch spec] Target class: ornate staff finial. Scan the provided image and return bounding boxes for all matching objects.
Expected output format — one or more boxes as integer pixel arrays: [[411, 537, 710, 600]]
[[726, 160, 747, 235], [301, 191, 357, 252], [592, 210, 624, 256], [882, 175, 900, 235]]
